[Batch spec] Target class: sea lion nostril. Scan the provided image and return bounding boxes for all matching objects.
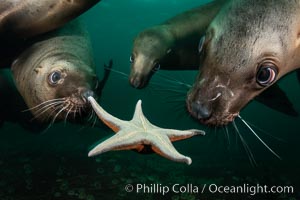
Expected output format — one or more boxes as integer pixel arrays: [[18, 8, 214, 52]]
[[191, 102, 211, 119]]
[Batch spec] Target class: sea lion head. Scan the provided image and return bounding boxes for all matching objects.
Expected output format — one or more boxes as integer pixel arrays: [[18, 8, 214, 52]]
[[12, 49, 98, 122], [186, 0, 300, 126], [129, 26, 173, 88]]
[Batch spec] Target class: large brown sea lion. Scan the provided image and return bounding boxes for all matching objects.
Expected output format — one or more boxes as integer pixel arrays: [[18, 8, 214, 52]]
[[187, 0, 300, 126], [129, 0, 298, 117]]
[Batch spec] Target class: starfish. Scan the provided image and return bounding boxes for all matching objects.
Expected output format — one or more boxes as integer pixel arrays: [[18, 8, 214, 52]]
[[87, 97, 205, 165]]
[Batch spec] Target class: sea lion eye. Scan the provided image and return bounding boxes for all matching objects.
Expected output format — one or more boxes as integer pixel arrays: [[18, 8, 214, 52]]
[[129, 54, 135, 63], [48, 71, 62, 85], [198, 35, 205, 53], [153, 63, 161, 71], [256, 63, 278, 87]]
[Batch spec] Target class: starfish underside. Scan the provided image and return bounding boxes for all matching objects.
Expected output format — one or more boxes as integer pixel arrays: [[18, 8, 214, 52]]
[[88, 97, 205, 165]]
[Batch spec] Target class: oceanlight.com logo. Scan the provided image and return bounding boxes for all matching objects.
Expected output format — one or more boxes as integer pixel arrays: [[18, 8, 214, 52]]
[[124, 183, 294, 196]]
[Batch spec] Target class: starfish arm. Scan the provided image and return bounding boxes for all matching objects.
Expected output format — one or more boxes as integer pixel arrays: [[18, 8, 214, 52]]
[[161, 129, 205, 142], [132, 100, 151, 124], [150, 135, 192, 165], [88, 130, 144, 157], [88, 97, 126, 132], [132, 100, 143, 120]]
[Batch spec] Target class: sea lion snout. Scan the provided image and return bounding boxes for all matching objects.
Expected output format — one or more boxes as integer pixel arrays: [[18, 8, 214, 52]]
[[129, 58, 153, 89], [129, 74, 149, 89], [189, 101, 212, 120], [187, 74, 240, 126], [82, 89, 96, 100]]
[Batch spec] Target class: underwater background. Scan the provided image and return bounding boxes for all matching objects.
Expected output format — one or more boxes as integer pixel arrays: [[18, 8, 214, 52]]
[[0, 0, 299, 199]]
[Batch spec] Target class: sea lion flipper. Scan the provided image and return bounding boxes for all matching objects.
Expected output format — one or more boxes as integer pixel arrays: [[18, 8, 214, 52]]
[[255, 83, 298, 117], [297, 69, 300, 83], [96, 59, 113, 97]]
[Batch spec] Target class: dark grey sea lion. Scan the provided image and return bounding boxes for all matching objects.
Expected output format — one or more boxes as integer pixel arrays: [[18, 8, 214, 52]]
[[187, 0, 300, 126], [129, 0, 225, 89]]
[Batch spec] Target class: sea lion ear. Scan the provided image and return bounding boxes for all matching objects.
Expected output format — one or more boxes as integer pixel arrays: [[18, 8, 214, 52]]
[[166, 49, 172, 54], [198, 35, 206, 53]]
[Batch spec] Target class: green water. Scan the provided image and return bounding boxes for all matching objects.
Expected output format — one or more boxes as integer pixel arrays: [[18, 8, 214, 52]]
[[0, 0, 300, 199]]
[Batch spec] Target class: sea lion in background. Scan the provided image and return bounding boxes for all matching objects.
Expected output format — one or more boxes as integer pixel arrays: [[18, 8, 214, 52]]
[[129, 0, 226, 89], [130, 0, 298, 117], [0, 0, 101, 68], [11, 19, 99, 122], [187, 0, 300, 126], [0, 0, 100, 39]]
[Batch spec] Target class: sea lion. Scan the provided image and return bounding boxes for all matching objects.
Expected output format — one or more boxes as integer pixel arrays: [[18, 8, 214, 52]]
[[0, 0, 101, 68], [0, 0, 100, 39], [0, 0, 103, 122], [129, 0, 226, 89], [0, 60, 111, 130], [187, 0, 300, 126], [130, 0, 298, 117], [11, 19, 99, 122]]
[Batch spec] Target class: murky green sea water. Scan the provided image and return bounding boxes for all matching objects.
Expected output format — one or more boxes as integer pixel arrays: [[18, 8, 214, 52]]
[[0, 0, 299, 199]]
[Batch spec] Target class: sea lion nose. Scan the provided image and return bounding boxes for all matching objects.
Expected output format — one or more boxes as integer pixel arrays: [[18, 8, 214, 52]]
[[82, 90, 96, 100], [191, 101, 212, 119], [130, 76, 144, 89]]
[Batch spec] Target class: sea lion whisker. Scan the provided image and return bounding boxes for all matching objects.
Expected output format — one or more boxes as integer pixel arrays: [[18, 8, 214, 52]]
[[221, 127, 227, 146], [223, 125, 230, 146], [166, 98, 186, 105], [78, 105, 82, 118], [73, 105, 78, 119], [172, 103, 186, 115], [42, 105, 67, 133], [237, 115, 281, 160], [152, 88, 187, 95], [42, 104, 64, 122], [51, 103, 71, 125], [64, 104, 74, 125], [105, 67, 129, 78], [30, 101, 65, 122], [232, 121, 257, 166], [92, 113, 97, 128], [87, 110, 94, 123], [155, 71, 192, 88], [41, 122, 54, 134], [87, 109, 95, 123], [240, 118, 286, 143], [22, 98, 65, 112], [29, 101, 65, 115], [39, 105, 65, 134]]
